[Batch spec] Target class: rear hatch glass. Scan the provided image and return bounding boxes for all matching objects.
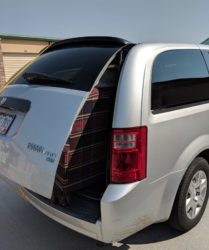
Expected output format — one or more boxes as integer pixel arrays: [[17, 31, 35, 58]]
[[11, 46, 120, 91]]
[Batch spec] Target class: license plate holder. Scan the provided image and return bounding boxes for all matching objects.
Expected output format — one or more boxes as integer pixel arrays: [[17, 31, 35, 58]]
[[0, 113, 16, 135]]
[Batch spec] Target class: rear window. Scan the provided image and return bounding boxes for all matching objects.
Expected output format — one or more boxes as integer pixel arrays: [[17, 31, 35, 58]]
[[11, 46, 120, 91], [151, 49, 209, 111]]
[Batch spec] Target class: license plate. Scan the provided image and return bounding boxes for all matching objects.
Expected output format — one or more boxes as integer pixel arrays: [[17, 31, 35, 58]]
[[0, 113, 16, 135]]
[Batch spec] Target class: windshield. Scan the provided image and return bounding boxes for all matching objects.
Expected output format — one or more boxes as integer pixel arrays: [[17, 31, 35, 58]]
[[11, 46, 120, 91]]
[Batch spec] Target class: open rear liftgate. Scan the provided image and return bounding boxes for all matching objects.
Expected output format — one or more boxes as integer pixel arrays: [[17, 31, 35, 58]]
[[0, 37, 132, 201], [53, 85, 116, 205]]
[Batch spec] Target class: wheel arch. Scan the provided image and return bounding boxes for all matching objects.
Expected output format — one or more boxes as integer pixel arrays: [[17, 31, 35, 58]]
[[158, 135, 209, 221]]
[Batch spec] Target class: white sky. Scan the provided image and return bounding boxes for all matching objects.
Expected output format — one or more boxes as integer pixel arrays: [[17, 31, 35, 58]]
[[0, 0, 208, 43]]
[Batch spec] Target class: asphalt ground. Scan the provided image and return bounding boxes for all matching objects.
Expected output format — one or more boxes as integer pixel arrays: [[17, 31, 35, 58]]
[[0, 179, 209, 250]]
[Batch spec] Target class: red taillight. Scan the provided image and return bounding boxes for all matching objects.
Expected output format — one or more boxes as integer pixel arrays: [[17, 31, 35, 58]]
[[110, 127, 147, 184]]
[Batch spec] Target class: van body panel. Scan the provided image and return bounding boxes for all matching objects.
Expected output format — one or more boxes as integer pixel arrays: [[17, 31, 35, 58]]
[[0, 85, 87, 198], [112, 44, 148, 128], [113, 44, 199, 129], [141, 44, 209, 219]]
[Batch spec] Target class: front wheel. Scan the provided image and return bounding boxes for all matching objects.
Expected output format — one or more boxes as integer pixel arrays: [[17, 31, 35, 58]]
[[169, 157, 209, 231]]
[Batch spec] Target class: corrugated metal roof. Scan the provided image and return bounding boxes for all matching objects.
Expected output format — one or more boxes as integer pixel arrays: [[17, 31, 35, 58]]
[[0, 34, 59, 42]]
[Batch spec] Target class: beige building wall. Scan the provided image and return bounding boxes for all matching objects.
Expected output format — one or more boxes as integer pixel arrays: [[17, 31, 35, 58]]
[[0, 40, 6, 87], [0, 38, 50, 84], [1, 39, 49, 54]]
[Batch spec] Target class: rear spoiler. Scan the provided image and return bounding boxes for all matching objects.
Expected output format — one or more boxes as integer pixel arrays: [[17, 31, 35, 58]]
[[42, 36, 133, 54]]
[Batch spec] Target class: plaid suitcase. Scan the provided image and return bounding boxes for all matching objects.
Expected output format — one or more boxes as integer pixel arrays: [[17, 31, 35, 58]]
[[52, 86, 116, 205]]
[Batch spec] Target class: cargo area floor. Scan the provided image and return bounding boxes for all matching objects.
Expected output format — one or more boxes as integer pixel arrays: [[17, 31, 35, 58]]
[[27, 190, 101, 224]]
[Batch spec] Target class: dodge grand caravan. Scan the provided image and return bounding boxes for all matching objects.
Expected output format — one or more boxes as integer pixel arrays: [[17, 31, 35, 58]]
[[0, 37, 209, 243]]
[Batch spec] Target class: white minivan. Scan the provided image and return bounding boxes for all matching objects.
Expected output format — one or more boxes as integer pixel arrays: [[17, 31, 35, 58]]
[[0, 37, 209, 243]]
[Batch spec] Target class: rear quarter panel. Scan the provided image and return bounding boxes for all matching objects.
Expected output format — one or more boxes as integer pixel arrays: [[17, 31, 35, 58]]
[[141, 45, 209, 219], [103, 45, 209, 242]]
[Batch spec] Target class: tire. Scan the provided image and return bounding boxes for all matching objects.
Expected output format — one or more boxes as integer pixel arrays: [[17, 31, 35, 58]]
[[169, 157, 209, 232]]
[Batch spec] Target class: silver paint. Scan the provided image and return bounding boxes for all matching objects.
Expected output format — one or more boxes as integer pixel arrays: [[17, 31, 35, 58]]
[[0, 84, 88, 198]]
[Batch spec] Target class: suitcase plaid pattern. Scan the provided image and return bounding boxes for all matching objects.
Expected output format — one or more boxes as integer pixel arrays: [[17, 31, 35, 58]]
[[53, 86, 115, 204]]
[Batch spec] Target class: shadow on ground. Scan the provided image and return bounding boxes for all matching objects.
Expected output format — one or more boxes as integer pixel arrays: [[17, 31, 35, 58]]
[[121, 223, 181, 246]]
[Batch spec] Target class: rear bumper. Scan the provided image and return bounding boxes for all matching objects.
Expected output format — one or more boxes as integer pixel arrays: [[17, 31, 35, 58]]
[[22, 188, 103, 241], [21, 170, 185, 243], [21, 178, 165, 243]]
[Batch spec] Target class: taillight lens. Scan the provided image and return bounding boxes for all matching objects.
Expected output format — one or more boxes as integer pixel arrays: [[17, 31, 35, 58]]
[[110, 127, 147, 183]]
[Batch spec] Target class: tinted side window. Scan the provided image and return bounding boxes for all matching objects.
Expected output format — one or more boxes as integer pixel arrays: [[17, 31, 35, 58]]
[[151, 50, 209, 111]]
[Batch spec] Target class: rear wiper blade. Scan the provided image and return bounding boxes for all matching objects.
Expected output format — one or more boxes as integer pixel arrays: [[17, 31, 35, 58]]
[[23, 72, 72, 86]]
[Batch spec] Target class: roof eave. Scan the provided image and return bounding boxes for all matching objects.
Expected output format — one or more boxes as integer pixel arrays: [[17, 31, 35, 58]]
[[0, 34, 59, 42]]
